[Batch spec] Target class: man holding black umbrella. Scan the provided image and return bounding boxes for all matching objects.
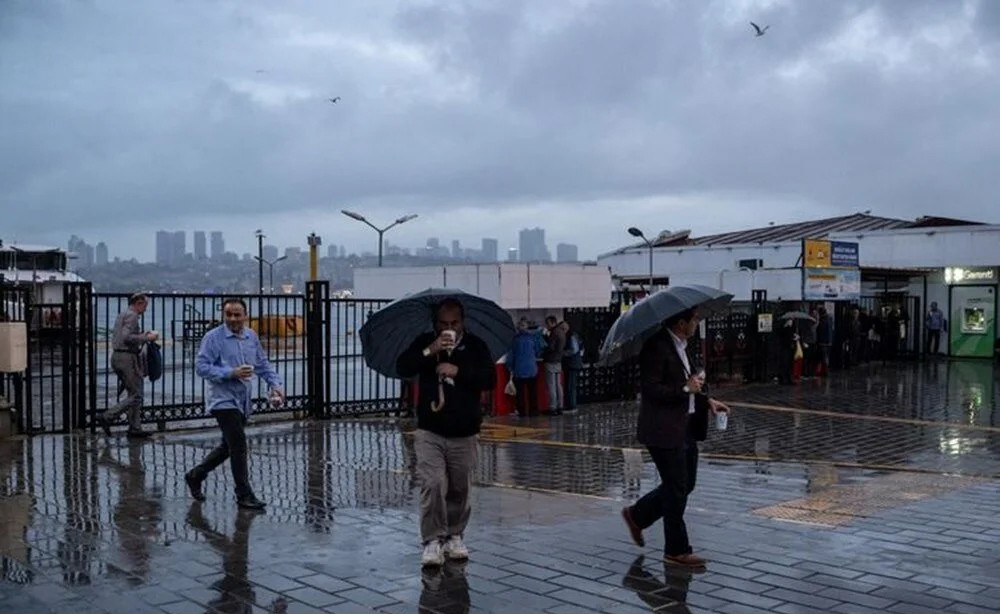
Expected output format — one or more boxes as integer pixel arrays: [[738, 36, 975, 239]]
[[397, 298, 496, 567], [619, 307, 729, 569]]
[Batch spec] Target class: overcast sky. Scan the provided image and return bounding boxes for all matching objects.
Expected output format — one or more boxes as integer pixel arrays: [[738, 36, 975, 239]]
[[2, 0, 999, 261]]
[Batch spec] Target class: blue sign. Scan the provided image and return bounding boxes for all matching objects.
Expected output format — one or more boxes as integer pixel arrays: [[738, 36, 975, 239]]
[[830, 241, 859, 268]]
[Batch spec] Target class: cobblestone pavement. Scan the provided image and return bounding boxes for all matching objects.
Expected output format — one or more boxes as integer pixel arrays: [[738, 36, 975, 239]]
[[2, 360, 999, 613]]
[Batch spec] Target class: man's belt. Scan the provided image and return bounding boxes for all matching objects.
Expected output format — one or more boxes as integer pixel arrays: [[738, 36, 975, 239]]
[[112, 349, 140, 354]]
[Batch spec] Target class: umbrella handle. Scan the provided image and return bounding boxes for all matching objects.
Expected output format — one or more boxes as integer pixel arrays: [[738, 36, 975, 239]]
[[430, 382, 446, 412]]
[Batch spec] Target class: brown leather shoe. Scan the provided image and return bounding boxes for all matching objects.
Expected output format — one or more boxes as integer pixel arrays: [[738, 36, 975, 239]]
[[620, 507, 645, 547], [664, 553, 707, 569]]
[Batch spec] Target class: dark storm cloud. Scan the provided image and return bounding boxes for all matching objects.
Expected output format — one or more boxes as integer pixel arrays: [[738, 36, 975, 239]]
[[2, 0, 998, 257]]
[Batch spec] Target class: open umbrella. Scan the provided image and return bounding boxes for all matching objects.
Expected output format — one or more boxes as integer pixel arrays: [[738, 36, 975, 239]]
[[598, 284, 733, 366], [779, 311, 816, 322], [359, 288, 516, 379]]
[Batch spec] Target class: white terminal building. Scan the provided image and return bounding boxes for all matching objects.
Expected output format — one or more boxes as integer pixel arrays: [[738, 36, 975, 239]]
[[598, 213, 999, 359]]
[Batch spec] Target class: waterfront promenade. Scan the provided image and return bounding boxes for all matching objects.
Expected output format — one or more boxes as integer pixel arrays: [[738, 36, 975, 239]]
[[1, 360, 998, 613]]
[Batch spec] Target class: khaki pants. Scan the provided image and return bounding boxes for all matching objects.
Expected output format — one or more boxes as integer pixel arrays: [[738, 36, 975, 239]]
[[103, 352, 144, 430], [414, 429, 477, 544]]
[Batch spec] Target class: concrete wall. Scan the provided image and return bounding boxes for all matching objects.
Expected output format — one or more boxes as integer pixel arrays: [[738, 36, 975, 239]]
[[353, 263, 613, 309]]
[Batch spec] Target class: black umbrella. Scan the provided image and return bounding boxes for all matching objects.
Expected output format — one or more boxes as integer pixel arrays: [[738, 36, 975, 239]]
[[598, 284, 733, 366], [359, 288, 516, 379]]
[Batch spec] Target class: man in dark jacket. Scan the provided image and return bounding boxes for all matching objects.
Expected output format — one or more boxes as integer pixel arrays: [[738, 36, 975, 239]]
[[397, 298, 496, 567], [619, 308, 729, 569]]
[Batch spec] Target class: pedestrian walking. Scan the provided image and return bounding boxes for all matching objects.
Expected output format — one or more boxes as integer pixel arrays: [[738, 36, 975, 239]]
[[619, 307, 730, 569], [396, 298, 496, 567], [96, 292, 158, 438], [184, 298, 284, 511]]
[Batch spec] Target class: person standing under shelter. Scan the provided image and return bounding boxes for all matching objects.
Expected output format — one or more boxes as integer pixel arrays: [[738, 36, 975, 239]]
[[925, 301, 946, 355], [542, 315, 566, 415], [561, 322, 584, 412], [507, 318, 542, 417], [184, 298, 284, 511], [619, 308, 729, 569], [97, 292, 158, 438], [397, 298, 496, 567]]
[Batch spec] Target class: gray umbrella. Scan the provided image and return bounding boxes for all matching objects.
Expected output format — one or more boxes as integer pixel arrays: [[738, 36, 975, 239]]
[[598, 284, 734, 366], [780, 311, 816, 322], [359, 288, 516, 379]]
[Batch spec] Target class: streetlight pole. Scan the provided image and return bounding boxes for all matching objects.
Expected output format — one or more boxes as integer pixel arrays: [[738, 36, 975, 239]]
[[341, 210, 419, 267], [627, 227, 654, 289], [255, 230, 265, 295], [253, 255, 287, 293]]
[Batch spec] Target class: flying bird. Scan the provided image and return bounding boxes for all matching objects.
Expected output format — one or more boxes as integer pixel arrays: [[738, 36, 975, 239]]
[[255, 69, 268, 74], [328, 97, 341, 104], [751, 22, 769, 37]]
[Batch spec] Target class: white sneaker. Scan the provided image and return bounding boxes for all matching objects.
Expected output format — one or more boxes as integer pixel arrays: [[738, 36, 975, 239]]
[[421, 540, 445, 567], [442, 535, 469, 560]]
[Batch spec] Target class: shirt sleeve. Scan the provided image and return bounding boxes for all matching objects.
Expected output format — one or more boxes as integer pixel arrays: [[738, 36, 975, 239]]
[[195, 332, 231, 383], [124, 312, 147, 345], [253, 337, 283, 389]]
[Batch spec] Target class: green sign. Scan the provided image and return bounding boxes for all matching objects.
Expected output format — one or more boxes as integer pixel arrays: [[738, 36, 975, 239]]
[[949, 285, 996, 358]]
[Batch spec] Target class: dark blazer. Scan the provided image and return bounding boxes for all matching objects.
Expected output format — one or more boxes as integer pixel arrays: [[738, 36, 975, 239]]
[[636, 329, 709, 449]]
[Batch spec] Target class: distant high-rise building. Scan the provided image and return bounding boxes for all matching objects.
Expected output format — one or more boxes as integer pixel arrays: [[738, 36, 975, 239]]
[[556, 243, 578, 263], [326, 245, 337, 259], [263, 245, 279, 261], [284, 247, 302, 260], [194, 231, 207, 260], [95, 242, 109, 266], [155, 231, 172, 265], [68, 235, 95, 267], [451, 240, 461, 259], [339, 246, 347, 258], [506, 248, 518, 262], [171, 230, 186, 264], [518, 227, 550, 262], [210, 231, 225, 260], [481, 238, 498, 262]]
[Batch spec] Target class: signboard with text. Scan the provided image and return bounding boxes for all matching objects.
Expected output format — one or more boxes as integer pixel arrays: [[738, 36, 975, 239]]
[[830, 241, 859, 268], [803, 239, 859, 269], [803, 268, 861, 301]]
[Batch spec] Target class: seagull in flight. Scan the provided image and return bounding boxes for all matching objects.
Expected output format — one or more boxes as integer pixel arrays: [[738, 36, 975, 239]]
[[751, 22, 769, 37], [328, 97, 341, 104]]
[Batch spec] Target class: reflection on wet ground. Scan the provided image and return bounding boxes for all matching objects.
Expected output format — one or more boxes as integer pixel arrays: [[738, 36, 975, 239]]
[[1, 359, 999, 613]]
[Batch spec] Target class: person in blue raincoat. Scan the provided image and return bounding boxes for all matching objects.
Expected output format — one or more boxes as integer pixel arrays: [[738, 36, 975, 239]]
[[506, 318, 543, 417]]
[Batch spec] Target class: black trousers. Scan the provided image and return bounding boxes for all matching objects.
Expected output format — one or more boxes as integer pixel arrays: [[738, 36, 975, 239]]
[[629, 445, 699, 556], [927, 329, 942, 355], [191, 409, 252, 498], [514, 377, 538, 416]]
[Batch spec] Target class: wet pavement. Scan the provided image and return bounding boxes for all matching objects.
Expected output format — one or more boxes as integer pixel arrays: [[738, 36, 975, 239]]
[[2, 359, 999, 613]]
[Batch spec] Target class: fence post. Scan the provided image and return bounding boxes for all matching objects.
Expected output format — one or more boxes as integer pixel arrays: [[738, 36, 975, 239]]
[[305, 281, 330, 418]]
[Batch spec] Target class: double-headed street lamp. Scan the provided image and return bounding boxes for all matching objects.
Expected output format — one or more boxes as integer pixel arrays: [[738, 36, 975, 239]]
[[341, 210, 418, 267], [253, 255, 287, 294], [627, 226, 654, 289]]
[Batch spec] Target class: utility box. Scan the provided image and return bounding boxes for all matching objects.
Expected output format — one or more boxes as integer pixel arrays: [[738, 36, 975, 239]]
[[0, 322, 28, 372]]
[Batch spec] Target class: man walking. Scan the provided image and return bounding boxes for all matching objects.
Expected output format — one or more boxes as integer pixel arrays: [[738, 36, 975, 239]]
[[184, 298, 284, 511], [619, 308, 729, 569], [925, 301, 946, 356], [397, 298, 495, 567], [542, 315, 566, 415], [97, 293, 158, 437]]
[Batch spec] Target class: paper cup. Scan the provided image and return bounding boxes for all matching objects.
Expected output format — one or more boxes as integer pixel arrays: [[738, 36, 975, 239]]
[[715, 411, 728, 431]]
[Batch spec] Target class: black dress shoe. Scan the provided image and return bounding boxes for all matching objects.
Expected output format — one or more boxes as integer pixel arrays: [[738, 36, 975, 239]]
[[126, 430, 152, 439], [185, 471, 206, 501], [237, 495, 266, 510]]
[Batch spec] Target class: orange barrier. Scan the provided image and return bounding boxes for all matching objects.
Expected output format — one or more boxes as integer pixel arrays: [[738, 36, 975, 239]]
[[249, 315, 305, 337]]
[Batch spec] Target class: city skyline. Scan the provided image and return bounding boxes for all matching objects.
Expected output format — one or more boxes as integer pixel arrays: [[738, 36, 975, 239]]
[[62, 227, 580, 266]]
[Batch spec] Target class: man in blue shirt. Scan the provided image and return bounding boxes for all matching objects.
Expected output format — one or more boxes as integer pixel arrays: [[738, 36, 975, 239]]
[[184, 298, 284, 510], [925, 301, 946, 355]]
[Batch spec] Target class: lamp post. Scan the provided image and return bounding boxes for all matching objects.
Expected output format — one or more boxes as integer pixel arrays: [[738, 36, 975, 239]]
[[253, 255, 287, 294], [627, 227, 654, 289], [341, 210, 418, 267], [255, 229, 265, 295]]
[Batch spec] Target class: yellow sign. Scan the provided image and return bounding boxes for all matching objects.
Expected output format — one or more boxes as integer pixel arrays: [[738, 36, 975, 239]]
[[803, 239, 832, 268]]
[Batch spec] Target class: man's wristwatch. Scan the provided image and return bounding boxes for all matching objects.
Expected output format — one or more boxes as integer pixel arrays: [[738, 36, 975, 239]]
[[422, 347, 432, 357]]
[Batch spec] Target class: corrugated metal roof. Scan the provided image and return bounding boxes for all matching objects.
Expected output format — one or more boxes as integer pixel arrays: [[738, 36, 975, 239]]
[[654, 213, 912, 247]]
